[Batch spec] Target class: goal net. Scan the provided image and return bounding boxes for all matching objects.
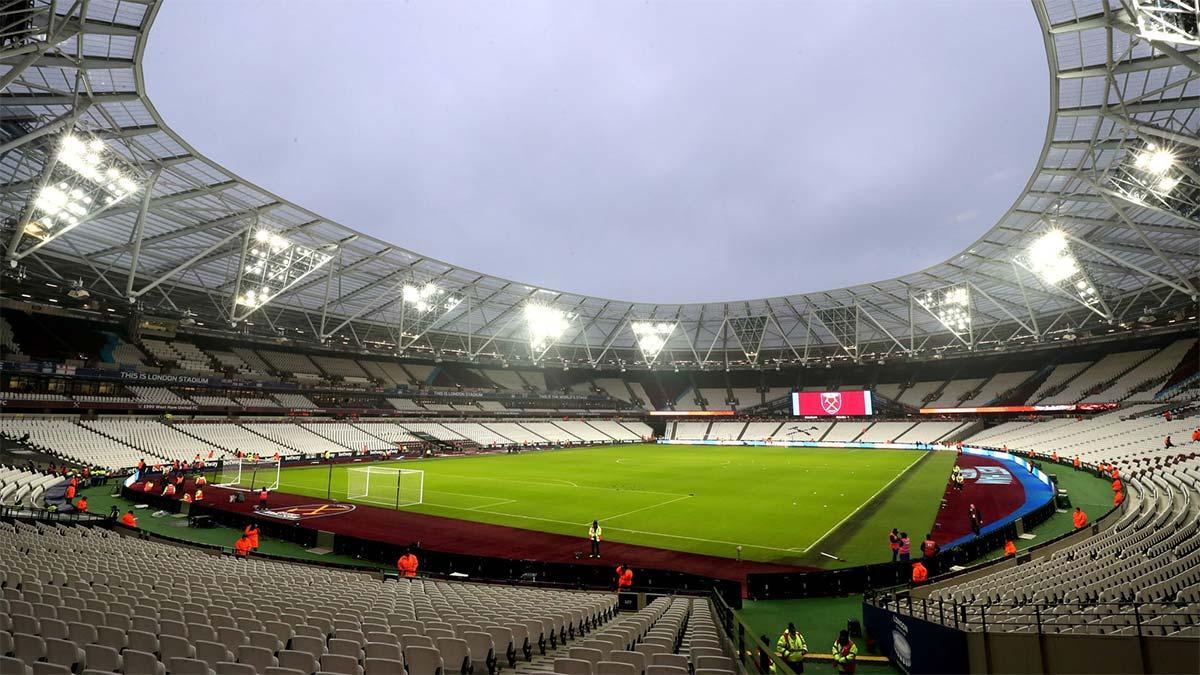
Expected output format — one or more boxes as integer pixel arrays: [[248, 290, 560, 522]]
[[214, 457, 281, 491], [346, 466, 424, 508]]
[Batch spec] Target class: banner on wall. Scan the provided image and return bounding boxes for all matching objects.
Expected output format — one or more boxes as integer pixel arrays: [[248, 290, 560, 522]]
[[791, 390, 874, 416]]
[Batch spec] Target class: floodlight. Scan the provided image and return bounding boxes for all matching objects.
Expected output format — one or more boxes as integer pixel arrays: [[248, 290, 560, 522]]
[[524, 303, 572, 357], [12, 131, 144, 260], [233, 228, 332, 320], [1016, 230, 1105, 312], [915, 285, 972, 339], [1131, 0, 1200, 46], [631, 320, 676, 363], [1108, 141, 1198, 215], [401, 282, 461, 314]]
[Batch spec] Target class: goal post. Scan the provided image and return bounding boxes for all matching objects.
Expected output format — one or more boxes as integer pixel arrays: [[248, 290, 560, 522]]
[[346, 466, 424, 508], [214, 457, 281, 491]]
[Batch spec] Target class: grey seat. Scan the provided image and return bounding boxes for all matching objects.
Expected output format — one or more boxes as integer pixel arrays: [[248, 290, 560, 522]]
[[169, 657, 217, 675], [123, 649, 166, 675], [693, 669, 737, 675], [219, 627, 249, 653], [277, 650, 318, 675], [13, 633, 45, 666], [570, 647, 604, 667], [238, 645, 280, 673], [264, 668, 307, 675], [39, 619, 68, 641], [693, 656, 736, 671], [645, 666, 688, 675], [190, 624, 220, 644], [217, 662, 259, 675], [363, 658, 406, 675], [363, 643, 401, 662], [42, 638, 84, 672], [554, 657, 593, 675], [31, 662, 72, 675], [595, 662, 636, 675], [463, 632, 495, 674], [1, 656, 31, 675], [83, 644, 122, 672], [326, 639, 363, 661], [318, 653, 363, 675], [649, 654, 688, 670], [436, 637, 471, 675], [608, 651, 645, 675], [290, 636, 326, 661], [66, 623, 97, 649], [128, 629, 159, 655], [162, 634, 198, 663], [197, 640, 237, 669], [403, 646, 443, 675]]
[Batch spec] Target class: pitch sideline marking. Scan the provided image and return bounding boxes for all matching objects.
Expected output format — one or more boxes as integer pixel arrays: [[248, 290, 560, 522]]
[[600, 495, 693, 523], [801, 452, 926, 553]]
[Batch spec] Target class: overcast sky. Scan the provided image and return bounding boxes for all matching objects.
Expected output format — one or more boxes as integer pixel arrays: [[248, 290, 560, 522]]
[[144, 0, 1047, 305]]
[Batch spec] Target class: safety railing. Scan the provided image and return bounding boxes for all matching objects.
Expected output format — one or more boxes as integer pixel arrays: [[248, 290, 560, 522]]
[[867, 593, 1200, 638]]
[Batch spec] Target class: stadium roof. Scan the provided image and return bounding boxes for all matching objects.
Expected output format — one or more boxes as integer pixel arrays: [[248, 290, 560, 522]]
[[1, 0, 1198, 370]]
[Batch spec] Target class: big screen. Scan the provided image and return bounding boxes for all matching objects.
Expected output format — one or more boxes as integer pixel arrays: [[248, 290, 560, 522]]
[[791, 390, 874, 416]]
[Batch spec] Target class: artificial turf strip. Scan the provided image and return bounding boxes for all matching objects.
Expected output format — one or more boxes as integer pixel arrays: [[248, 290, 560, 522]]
[[738, 596, 900, 674], [78, 484, 386, 569], [796, 450, 958, 568], [267, 444, 944, 565]]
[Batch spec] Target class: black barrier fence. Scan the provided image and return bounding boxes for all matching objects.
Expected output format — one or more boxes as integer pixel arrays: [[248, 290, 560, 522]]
[[864, 595, 1200, 674], [747, 489, 1060, 600], [711, 586, 796, 674]]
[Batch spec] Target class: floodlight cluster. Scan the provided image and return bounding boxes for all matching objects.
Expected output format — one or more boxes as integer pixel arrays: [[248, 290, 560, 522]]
[[631, 320, 676, 360], [29, 134, 141, 240], [917, 286, 971, 335], [236, 229, 331, 309], [1131, 0, 1200, 46], [525, 303, 573, 355], [401, 282, 461, 313], [1019, 230, 1100, 307]]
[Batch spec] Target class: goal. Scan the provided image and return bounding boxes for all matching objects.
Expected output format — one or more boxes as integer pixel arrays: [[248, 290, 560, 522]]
[[346, 466, 424, 508], [214, 457, 280, 491]]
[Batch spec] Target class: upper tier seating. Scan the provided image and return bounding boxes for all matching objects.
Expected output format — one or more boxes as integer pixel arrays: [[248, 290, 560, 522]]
[[1082, 339, 1197, 404], [697, 388, 732, 411], [925, 378, 987, 408], [259, 351, 323, 381], [127, 386, 193, 408], [272, 393, 318, 410], [1040, 350, 1158, 405], [360, 360, 411, 386], [1028, 362, 1093, 403], [960, 371, 1036, 407], [312, 355, 369, 381], [897, 381, 946, 408]]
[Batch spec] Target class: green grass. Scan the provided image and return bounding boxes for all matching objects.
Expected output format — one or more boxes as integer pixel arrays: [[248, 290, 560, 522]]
[[264, 444, 955, 566]]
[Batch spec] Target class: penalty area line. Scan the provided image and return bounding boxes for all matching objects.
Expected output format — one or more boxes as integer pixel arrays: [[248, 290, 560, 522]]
[[801, 452, 926, 553], [600, 495, 693, 523]]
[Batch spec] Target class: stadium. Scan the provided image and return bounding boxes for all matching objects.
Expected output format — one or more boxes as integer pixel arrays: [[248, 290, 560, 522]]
[[0, 0, 1198, 674]]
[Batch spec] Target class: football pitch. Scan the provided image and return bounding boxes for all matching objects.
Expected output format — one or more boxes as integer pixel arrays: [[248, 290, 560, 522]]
[[269, 444, 956, 566]]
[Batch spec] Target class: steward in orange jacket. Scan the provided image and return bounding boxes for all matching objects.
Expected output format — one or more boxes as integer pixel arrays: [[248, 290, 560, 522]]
[[120, 511, 138, 528], [1072, 507, 1088, 529], [1073, 456, 1081, 469], [397, 551, 419, 578], [911, 562, 928, 584], [1004, 540, 1017, 557], [234, 534, 252, 558], [1114, 491, 1125, 507], [244, 524, 260, 550], [616, 564, 634, 590]]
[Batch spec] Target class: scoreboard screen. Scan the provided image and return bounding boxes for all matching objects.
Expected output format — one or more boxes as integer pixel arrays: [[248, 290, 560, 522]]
[[791, 390, 874, 416]]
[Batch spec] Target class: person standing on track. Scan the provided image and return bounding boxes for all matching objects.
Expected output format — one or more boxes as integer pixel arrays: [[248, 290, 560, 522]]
[[588, 520, 603, 558], [774, 623, 807, 672], [1073, 507, 1088, 529]]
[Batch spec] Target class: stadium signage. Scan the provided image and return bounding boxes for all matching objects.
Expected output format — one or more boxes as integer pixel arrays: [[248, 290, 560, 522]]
[[791, 390, 874, 416], [918, 402, 1119, 414], [258, 503, 355, 520], [647, 410, 736, 417]]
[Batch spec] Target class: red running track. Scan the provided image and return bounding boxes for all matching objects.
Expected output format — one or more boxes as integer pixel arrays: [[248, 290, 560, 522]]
[[135, 480, 811, 588], [930, 454, 1025, 546]]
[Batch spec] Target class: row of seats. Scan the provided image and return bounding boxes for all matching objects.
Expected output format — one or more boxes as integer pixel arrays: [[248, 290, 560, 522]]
[[670, 420, 966, 444], [0, 417, 654, 470], [0, 520, 731, 675]]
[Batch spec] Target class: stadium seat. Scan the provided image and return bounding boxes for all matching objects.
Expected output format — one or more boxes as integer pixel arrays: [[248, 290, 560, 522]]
[[595, 662, 637, 675]]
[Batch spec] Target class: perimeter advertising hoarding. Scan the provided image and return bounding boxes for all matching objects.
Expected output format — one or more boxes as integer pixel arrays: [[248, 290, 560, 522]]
[[791, 390, 873, 416]]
